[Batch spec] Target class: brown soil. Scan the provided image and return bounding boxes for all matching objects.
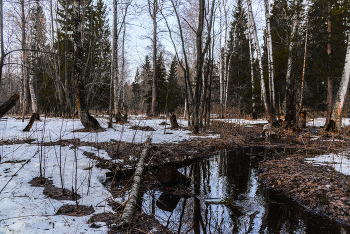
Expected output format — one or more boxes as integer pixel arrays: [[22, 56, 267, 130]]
[[57, 204, 95, 216], [130, 125, 155, 131], [29, 176, 81, 201]]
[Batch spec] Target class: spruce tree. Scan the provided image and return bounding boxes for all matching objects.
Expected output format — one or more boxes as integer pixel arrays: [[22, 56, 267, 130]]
[[166, 57, 183, 113], [304, 0, 350, 111], [131, 68, 142, 112], [145, 53, 167, 114], [227, 0, 251, 115]]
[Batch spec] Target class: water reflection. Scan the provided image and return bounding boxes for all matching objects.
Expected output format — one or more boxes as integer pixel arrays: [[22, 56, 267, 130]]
[[142, 148, 347, 233]]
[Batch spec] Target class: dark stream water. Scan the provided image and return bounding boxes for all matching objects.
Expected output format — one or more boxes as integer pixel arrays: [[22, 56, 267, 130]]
[[140, 148, 348, 234]]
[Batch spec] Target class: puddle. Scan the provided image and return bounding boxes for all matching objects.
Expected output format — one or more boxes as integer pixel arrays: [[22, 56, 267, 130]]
[[141, 148, 348, 233]]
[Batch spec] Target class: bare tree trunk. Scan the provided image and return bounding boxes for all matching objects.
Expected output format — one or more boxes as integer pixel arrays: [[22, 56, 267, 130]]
[[0, 0, 4, 84], [0, 93, 19, 118], [264, 0, 275, 117], [330, 33, 350, 131], [247, 18, 256, 119], [300, 11, 309, 111], [21, 0, 28, 121], [247, 0, 273, 123], [285, 0, 301, 128], [72, 0, 101, 130], [110, 0, 119, 126], [325, 1, 333, 128], [149, 0, 158, 117]]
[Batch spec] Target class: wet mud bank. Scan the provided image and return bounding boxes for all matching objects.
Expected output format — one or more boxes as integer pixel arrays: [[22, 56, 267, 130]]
[[259, 152, 350, 232]]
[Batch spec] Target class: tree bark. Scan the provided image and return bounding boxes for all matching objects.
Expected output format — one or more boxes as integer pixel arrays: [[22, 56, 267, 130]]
[[0, 93, 19, 118], [21, 0, 28, 122], [247, 18, 256, 119], [264, 0, 275, 117], [329, 33, 350, 131], [247, 0, 273, 123], [118, 140, 151, 227], [150, 0, 158, 117], [0, 0, 4, 84], [72, 0, 101, 130], [325, 1, 333, 128]]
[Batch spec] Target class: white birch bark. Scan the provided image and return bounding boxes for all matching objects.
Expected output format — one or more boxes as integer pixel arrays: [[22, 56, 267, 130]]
[[264, 0, 275, 113], [112, 0, 119, 116], [118, 140, 152, 226], [0, 0, 4, 84], [331, 33, 350, 129], [247, 17, 256, 118], [247, 0, 272, 122]]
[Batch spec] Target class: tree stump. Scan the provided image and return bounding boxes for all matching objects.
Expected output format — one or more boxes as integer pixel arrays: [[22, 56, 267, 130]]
[[298, 111, 307, 128], [0, 93, 19, 118], [23, 113, 40, 132], [156, 165, 190, 187], [170, 113, 179, 129]]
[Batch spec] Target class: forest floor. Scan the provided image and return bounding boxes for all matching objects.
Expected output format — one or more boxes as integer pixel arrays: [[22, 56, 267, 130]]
[[55, 119, 350, 233], [2, 115, 350, 233]]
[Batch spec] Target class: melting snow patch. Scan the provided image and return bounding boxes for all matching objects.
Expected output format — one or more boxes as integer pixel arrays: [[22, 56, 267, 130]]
[[306, 153, 350, 175]]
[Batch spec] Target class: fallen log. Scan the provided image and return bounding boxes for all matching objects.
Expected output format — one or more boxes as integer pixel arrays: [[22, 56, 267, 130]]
[[117, 138, 152, 227], [0, 93, 19, 118]]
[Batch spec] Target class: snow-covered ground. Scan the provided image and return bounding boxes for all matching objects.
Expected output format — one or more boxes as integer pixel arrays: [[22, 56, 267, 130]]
[[1, 115, 350, 233]]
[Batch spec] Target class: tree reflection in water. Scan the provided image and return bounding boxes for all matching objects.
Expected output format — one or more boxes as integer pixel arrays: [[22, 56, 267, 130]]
[[141, 148, 346, 233]]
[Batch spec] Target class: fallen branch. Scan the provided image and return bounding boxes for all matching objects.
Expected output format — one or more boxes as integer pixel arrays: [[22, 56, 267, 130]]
[[0, 93, 19, 118], [117, 138, 152, 227]]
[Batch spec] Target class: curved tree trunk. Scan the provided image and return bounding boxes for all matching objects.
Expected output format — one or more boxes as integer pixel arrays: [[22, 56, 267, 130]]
[[0, 93, 19, 118], [72, 0, 101, 131]]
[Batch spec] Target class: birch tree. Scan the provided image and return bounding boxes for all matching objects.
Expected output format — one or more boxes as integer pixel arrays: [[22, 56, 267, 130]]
[[0, 0, 4, 84], [109, 0, 129, 126], [264, 0, 275, 117], [247, 0, 273, 123]]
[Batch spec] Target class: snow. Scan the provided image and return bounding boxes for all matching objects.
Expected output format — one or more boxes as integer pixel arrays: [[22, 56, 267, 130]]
[[0, 115, 219, 144], [0, 144, 112, 233], [2, 114, 350, 233], [306, 152, 350, 176]]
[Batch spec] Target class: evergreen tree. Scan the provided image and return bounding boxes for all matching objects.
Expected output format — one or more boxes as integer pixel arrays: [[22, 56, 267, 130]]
[[227, 0, 251, 115], [270, 0, 290, 112], [54, 0, 111, 112], [304, 0, 350, 111], [131, 68, 142, 112], [140, 56, 152, 113], [166, 57, 183, 113], [145, 53, 167, 114]]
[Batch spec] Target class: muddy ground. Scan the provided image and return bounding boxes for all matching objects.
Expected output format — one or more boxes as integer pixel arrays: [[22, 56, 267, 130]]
[[4, 119, 350, 233]]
